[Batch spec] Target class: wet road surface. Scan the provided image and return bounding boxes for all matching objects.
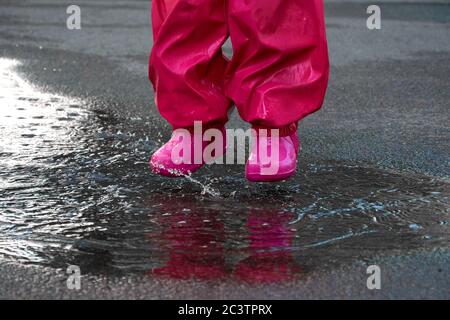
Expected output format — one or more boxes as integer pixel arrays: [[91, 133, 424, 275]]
[[0, 0, 449, 299]]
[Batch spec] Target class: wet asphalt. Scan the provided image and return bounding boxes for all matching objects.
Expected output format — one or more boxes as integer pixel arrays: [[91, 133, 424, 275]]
[[0, 0, 449, 299]]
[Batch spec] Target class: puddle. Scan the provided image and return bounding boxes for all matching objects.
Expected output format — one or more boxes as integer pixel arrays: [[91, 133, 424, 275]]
[[0, 58, 449, 283]]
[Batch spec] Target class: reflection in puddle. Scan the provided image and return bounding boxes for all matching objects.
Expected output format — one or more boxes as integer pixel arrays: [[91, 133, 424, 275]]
[[149, 210, 302, 283], [0, 58, 449, 283]]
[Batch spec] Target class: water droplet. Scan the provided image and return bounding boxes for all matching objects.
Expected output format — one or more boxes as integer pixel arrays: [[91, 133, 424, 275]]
[[409, 223, 422, 231]]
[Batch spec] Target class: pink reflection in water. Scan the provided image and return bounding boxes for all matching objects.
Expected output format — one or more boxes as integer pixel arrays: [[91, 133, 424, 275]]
[[233, 211, 302, 283], [148, 204, 302, 284], [151, 213, 227, 280]]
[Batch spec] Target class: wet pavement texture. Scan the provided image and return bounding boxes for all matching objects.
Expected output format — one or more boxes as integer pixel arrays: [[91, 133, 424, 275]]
[[0, 0, 449, 298]]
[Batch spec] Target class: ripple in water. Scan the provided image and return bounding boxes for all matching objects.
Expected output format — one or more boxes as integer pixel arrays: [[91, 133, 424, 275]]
[[0, 58, 449, 283]]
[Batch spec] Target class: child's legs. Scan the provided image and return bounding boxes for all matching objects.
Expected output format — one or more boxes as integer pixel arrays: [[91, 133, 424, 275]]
[[149, 0, 231, 130], [225, 0, 329, 135]]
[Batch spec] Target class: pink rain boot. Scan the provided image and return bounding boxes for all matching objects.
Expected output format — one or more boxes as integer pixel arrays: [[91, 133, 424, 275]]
[[150, 126, 226, 177], [245, 131, 300, 182]]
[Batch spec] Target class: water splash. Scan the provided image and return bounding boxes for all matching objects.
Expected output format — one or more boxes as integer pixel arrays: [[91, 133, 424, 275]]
[[182, 174, 221, 197], [151, 163, 221, 197]]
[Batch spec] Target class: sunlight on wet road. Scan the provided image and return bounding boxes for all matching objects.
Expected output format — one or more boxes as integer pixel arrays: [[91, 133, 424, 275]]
[[0, 58, 92, 262], [0, 58, 449, 283]]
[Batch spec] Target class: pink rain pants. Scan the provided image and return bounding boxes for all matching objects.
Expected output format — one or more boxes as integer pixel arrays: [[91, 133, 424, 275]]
[[149, 0, 329, 135]]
